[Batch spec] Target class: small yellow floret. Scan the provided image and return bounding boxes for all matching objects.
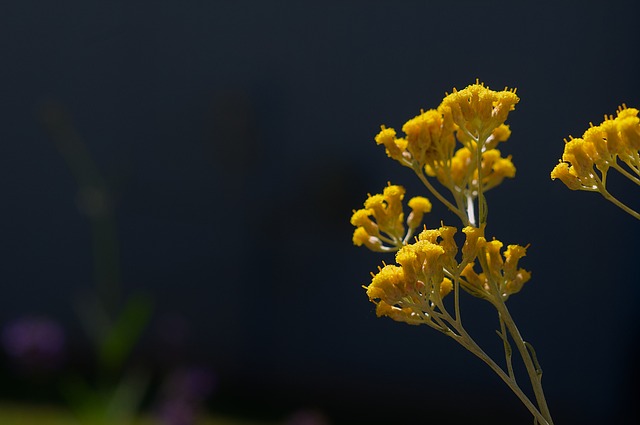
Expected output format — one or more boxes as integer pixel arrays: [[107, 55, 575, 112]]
[[439, 277, 453, 298], [562, 138, 595, 177], [615, 108, 640, 151], [406, 196, 432, 230], [550, 162, 581, 190], [486, 124, 512, 149], [375, 126, 408, 162], [461, 225, 485, 264]]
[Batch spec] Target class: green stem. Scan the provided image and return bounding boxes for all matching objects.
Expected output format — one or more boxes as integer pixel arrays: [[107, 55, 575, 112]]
[[494, 298, 554, 425], [612, 161, 640, 186], [499, 314, 515, 379], [594, 174, 640, 220], [451, 327, 550, 425], [601, 189, 640, 220], [476, 137, 488, 226], [413, 166, 470, 226], [428, 297, 549, 425]]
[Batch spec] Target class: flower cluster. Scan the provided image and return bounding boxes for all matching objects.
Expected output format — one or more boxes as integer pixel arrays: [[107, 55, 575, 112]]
[[364, 221, 531, 327], [374, 82, 519, 226], [551, 105, 640, 220], [351, 184, 432, 252], [440, 83, 519, 142], [551, 105, 640, 191], [353, 81, 554, 425]]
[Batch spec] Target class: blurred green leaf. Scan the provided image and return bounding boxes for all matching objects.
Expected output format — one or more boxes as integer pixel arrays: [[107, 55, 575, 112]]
[[98, 294, 152, 372]]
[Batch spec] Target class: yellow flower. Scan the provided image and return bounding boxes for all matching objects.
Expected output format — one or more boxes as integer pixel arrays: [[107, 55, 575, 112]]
[[366, 264, 407, 305], [480, 150, 516, 191], [561, 138, 595, 178], [582, 125, 612, 167], [352, 227, 385, 251], [351, 184, 432, 252], [550, 162, 582, 190], [459, 236, 531, 300], [616, 108, 640, 151], [449, 147, 473, 188], [503, 244, 530, 296], [365, 237, 454, 327], [440, 82, 519, 143], [402, 109, 456, 167], [461, 225, 485, 264], [437, 225, 458, 269], [350, 209, 378, 235], [482, 239, 504, 282], [364, 188, 405, 238], [375, 126, 408, 163], [406, 196, 432, 230], [429, 147, 515, 195], [460, 263, 489, 293], [440, 277, 453, 298], [485, 124, 512, 150], [374, 301, 421, 324]]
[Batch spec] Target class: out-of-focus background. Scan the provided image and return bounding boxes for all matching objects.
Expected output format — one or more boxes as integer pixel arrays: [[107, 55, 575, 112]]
[[2, 1, 639, 424]]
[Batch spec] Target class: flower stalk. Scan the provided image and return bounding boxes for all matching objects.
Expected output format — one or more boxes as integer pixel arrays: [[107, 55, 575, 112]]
[[352, 81, 554, 423]]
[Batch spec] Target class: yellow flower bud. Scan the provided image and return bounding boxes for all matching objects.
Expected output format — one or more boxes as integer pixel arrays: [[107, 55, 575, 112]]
[[616, 111, 640, 151], [483, 239, 504, 281], [450, 147, 473, 188], [505, 269, 531, 296], [503, 244, 527, 282], [599, 119, 623, 157], [352, 227, 386, 252], [375, 126, 408, 162], [562, 138, 594, 178], [485, 124, 512, 149], [413, 240, 446, 278], [550, 162, 582, 190], [460, 263, 487, 292], [438, 225, 458, 260], [367, 264, 406, 305], [417, 228, 440, 244], [406, 196, 432, 231], [439, 277, 453, 298], [462, 225, 485, 264], [350, 209, 378, 235]]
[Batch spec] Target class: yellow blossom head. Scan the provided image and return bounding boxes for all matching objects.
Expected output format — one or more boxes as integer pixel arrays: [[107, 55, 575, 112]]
[[440, 82, 519, 142], [351, 184, 432, 251], [367, 264, 407, 304], [582, 125, 611, 165], [561, 138, 595, 178], [401, 109, 455, 167]]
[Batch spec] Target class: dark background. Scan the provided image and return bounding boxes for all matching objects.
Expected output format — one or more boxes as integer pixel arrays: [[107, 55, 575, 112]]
[[2, 1, 640, 424]]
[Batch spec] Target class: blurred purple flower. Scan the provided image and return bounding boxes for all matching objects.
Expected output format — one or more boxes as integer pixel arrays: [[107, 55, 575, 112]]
[[163, 366, 216, 403], [156, 366, 216, 425], [285, 409, 330, 425], [157, 398, 196, 425], [2, 316, 66, 372]]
